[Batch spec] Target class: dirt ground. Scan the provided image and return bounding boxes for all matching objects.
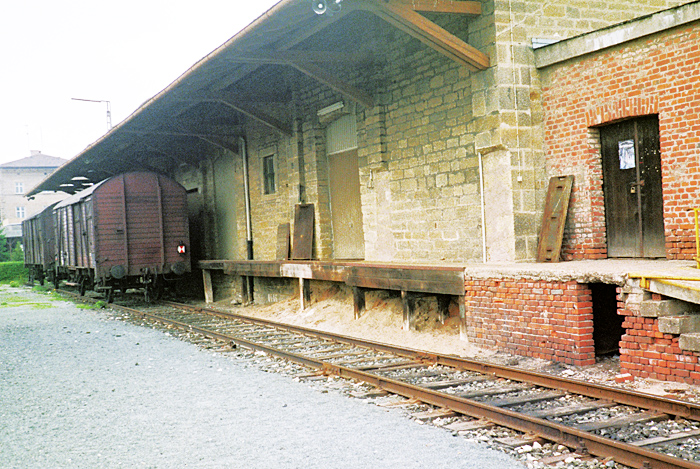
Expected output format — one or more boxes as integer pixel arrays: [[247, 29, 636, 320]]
[[207, 282, 700, 402]]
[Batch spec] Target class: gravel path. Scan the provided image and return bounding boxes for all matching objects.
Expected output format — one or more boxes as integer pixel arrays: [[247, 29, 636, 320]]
[[0, 287, 524, 469]]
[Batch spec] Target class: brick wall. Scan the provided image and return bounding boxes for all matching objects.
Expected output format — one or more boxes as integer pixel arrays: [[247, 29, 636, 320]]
[[488, 0, 688, 260], [540, 22, 700, 260], [618, 289, 700, 385], [464, 278, 596, 366]]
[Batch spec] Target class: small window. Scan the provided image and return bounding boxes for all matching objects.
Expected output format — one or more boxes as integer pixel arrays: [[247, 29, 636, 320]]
[[263, 155, 276, 195], [15, 182, 24, 194], [16, 206, 25, 219]]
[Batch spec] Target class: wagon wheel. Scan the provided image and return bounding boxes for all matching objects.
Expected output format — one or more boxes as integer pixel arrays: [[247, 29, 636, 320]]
[[153, 281, 164, 300], [105, 287, 114, 304], [79, 276, 88, 296], [144, 277, 164, 303]]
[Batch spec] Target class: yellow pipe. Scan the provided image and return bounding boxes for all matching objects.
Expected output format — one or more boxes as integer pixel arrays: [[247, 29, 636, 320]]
[[628, 273, 700, 290], [695, 208, 700, 269], [628, 274, 700, 281]]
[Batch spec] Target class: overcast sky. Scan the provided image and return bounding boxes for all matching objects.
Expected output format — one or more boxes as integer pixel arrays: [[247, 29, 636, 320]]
[[0, 0, 280, 165]]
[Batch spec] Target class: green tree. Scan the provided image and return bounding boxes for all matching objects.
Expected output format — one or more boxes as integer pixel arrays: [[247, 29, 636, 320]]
[[0, 227, 9, 262], [10, 243, 23, 262]]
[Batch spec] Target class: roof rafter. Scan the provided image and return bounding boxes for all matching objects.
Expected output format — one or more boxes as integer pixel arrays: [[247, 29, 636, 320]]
[[358, 0, 489, 71], [210, 5, 359, 93], [399, 0, 481, 15], [135, 136, 205, 168], [289, 61, 375, 109], [152, 120, 241, 155], [225, 50, 370, 65], [176, 94, 292, 136], [121, 128, 242, 140]]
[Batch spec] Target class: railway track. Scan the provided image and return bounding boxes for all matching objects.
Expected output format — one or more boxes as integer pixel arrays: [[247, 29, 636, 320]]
[[61, 290, 700, 469]]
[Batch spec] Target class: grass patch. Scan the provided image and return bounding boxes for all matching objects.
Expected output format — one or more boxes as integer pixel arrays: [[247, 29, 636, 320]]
[[76, 302, 106, 310], [1, 295, 31, 305], [0, 294, 53, 309], [0, 262, 28, 285]]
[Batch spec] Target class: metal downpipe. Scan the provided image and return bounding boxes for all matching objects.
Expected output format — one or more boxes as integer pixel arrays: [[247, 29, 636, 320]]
[[240, 136, 254, 302]]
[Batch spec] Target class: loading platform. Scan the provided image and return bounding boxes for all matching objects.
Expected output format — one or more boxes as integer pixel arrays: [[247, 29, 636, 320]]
[[199, 258, 700, 327]]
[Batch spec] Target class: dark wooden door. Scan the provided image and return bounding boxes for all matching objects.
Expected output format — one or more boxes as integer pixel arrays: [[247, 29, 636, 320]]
[[600, 116, 665, 258]]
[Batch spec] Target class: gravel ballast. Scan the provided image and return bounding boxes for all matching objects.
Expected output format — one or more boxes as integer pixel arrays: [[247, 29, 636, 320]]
[[0, 287, 524, 468]]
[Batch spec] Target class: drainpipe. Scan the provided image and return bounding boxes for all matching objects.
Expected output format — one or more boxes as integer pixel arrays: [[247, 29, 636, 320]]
[[478, 151, 487, 263], [240, 136, 254, 301]]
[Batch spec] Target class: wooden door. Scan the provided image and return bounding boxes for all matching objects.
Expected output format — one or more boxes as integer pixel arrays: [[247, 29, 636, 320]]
[[328, 148, 364, 259], [600, 116, 665, 258]]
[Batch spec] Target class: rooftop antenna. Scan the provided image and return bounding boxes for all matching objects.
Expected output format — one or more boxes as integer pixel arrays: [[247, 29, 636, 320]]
[[71, 98, 112, 130]]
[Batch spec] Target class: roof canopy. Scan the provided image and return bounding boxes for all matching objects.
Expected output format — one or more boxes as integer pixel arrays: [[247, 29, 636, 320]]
[[29, 0, 488, 196]]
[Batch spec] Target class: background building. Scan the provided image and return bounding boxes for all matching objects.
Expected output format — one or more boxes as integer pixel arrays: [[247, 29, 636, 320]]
[[0, 151, 68, 245]]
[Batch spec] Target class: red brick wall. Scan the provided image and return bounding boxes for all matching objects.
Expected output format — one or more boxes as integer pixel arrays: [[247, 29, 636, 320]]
[[464, 279, 596, 366], [541, 23, 700, 260], [619, 292, 700, 385]]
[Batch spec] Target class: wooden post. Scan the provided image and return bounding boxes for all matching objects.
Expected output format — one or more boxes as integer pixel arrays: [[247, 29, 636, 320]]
[[437, 294, 451, 324], [202, 269, 214, 303], [299, 277, 311, 311], [401, 291, 416, 330], [458, 295, 467, 340], [241, 276, 250, 305], [353, 287, 366, 319]]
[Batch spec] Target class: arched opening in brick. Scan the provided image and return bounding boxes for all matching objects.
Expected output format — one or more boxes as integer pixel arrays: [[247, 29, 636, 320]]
[[591, 283, 624, 356]]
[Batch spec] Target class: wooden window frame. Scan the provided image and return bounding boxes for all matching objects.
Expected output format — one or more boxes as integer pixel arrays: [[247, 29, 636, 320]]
[[262, 154, 276, 195]]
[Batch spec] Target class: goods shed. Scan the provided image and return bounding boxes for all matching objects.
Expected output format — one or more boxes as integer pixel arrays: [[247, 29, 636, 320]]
[[29, 0, 700, 381]]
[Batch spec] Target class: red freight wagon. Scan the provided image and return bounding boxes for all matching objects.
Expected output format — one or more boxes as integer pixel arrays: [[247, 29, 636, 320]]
[[53, 172, 190, 301], [22, 202, 58, 286]]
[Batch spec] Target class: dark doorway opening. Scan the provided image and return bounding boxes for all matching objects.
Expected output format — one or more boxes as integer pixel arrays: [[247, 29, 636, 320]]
[[591, 283, 624, 356]]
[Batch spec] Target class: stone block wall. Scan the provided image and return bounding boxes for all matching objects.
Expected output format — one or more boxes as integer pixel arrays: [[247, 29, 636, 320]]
[[379, 25, 485, 262], [464, 278, 596, 366], [190, 1, 696, 268], [245, 125, 294, 261], [539, 20, 700, 260]]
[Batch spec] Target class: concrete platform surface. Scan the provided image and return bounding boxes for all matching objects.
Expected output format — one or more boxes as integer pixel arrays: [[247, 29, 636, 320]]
[[463, 259, 700, 285]]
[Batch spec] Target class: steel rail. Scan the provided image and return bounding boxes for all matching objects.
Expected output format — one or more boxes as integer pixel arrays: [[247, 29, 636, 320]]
[[59, 292, 700, 469], [163, 300, 700, 422], [122, 301, 700, 469]]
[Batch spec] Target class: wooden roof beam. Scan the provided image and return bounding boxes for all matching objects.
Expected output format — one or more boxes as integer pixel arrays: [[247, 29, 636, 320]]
[[289, 61, 375, 109], [176, 94, 292, 136], [136, 138, 206, 168], [358, 0, 489, 71], [399, 0, 481, 15], [225, 50, 370, 65]]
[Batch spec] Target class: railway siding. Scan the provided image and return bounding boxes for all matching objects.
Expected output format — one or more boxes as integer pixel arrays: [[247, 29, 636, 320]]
[[63, 290, 700, 469]]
